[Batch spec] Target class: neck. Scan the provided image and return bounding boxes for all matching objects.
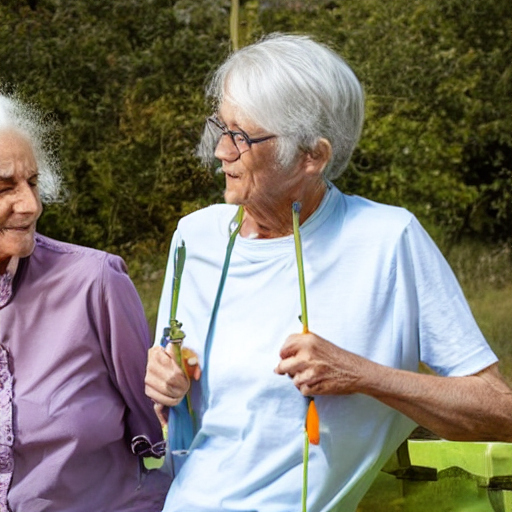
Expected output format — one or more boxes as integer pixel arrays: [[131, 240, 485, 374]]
[[240, 179, 327, 239], [0, 257, 11, 275]]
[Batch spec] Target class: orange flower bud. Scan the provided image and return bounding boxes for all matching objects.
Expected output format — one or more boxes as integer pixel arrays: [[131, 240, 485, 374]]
[[306, 399, 320, 445]]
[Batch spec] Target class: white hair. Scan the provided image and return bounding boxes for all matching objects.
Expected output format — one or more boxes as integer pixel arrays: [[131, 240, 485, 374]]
[[0, 93, 62, 202], [198, 33, 365, 179]]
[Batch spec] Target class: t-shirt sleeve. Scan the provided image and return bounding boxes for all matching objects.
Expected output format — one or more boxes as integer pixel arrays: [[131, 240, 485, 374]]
[[97, 253, 164, 446], [401, 216, 497, 376]]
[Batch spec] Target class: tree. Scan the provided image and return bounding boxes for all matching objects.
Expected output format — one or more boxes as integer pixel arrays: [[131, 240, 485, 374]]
[[0, 0, 230, 254], [1, 0, 509, 253], [259, 0, 512, 242]]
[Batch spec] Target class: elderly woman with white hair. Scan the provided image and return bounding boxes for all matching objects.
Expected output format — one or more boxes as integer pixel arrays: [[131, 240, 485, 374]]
[[145, 34, 512, 512], [0, 94, 171, 511]]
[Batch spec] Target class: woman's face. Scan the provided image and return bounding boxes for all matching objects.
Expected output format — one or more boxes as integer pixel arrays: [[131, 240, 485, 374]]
[[0, 130, 42, 273], [214, 101, 304, 210]]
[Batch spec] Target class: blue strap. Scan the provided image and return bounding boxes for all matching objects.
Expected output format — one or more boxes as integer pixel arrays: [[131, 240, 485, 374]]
[[164, 207, 243, 472], [200, 206, 244, 407]]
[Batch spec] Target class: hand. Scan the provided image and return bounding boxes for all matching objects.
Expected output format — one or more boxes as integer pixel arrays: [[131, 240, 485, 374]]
[[145, 344, 191, 407], [274, 332, 371, 396], [154, 403, 170, 428]]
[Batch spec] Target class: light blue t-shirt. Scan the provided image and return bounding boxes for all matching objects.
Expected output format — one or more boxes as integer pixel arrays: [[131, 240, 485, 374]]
[[155, 185, 496, 512]]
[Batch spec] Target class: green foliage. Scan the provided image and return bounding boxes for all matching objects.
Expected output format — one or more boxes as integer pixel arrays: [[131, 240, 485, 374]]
[[260, 0, 512, 243], [0, 0, 229, 254], [0, 0, 509, 253]]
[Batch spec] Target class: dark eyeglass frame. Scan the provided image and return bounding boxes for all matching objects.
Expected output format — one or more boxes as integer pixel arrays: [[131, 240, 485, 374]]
[[207, 115, 276, 156]]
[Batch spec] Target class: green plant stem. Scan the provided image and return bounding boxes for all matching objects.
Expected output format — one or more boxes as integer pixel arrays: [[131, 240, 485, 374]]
[[170, 240, 186, 321], [302, 428, 309, 512], [292, 202, 308, 332], [293, 202, 312, 512], [230, 0, 239, 51], [168, 240, 192, 416], [170, 339, 194, 417]]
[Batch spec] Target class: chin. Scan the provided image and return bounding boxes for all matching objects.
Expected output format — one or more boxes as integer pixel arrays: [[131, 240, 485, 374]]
[[8, 234, 37, 260], [224, 189, 242, 205], [19, 242, 36, 259]]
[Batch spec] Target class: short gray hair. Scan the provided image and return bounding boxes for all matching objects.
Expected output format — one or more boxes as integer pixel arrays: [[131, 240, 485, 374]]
[[0, 93, 61, 202], [198, 33, 364, 179]]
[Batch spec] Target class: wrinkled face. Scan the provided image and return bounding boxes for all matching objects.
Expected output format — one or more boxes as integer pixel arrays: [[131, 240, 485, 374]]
[[0, 130, 42, 273], [214, 101, 304, 210]]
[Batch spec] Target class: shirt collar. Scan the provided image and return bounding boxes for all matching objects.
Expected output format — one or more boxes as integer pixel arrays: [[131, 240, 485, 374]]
[[0, 257, 20, 308]]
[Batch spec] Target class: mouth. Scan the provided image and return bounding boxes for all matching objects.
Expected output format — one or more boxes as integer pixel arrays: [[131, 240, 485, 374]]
[[2, 224, 34, 233], [224, 171, 241, 179]]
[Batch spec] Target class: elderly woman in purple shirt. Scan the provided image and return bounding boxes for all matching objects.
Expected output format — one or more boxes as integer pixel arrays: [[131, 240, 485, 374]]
[[0, 94, 171, 511]]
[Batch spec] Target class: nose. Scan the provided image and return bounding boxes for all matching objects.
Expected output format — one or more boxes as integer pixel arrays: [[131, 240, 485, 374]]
[[14, 181, 41, 216], [214, 134, 240, 162]]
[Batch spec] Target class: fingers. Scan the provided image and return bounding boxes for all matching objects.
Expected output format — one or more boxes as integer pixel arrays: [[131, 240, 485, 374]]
[[145, 345, 190, 407], [276, 358, 325, 396], [146, 385, 184, 408], [278, 333, 303, 360], [275, 331, 363, 396], [274, 353, 304, 376], [275, 332, 315, 376], [295, 381, 320, 397]]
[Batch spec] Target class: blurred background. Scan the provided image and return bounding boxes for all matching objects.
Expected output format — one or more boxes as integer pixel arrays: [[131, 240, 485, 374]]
[[1, 1, 510, 509]]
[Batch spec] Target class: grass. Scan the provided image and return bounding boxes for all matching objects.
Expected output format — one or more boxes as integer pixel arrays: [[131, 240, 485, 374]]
[[445, 241, 512, 386], [467, 284, 512, 384], [358, 471, 503, 512], [126, 240, 168, 340], [135, 265, 166, 340], [130, 239, 512, 511]]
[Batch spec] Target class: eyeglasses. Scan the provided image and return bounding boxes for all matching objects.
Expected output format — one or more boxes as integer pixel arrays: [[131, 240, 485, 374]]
[[206, 116, 276, 157]]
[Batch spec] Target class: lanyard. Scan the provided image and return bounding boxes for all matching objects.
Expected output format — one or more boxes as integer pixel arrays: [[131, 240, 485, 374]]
[[197, 204, 317, 512], [200, 206, 244, 406]]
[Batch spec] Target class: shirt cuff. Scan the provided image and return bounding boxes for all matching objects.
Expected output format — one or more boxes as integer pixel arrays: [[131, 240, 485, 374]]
[[130, 435, 166, 458]]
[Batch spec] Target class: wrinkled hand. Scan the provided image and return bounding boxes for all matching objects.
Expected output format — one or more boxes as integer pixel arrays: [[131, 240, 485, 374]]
[[145, 344, 195, 407], [274, 332, 371, 396]]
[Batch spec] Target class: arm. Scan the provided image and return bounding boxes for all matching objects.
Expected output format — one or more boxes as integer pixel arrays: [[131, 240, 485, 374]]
[[97, 254, 167, 448], [275, 332, 512, 442]]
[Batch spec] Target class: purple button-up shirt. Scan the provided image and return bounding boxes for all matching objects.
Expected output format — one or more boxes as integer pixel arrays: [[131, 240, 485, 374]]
[[0, 234, 170, 511]]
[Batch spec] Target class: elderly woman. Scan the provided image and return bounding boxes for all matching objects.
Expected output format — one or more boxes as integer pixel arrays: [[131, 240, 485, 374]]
[[0, 94, 171, 511], [145, 34, 512, 512]]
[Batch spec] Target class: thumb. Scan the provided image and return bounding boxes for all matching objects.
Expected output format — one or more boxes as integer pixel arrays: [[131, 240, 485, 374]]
[[154, 403, 169, 428]]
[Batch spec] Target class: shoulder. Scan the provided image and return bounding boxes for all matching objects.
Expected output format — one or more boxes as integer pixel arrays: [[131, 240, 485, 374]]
[[176, 203, 239, 240], [33, 234, 128, 278], [342, 194, 415, 241], [344, 194, 414, 226]]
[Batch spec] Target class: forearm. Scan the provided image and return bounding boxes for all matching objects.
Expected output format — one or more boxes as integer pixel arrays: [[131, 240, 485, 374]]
[[277, 332, 512, 442], [360, 362, 512, 442]]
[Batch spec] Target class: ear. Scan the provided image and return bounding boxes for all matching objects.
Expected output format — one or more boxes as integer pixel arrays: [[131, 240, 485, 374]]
[[303, 138, 332, 176]]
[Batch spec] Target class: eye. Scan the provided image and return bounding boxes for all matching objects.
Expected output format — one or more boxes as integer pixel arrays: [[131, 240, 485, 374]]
[[28, 175, 39, 187], [0, 179, 14, 195], [0, 186, 13, 195], [232, 132, 248, 145]]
